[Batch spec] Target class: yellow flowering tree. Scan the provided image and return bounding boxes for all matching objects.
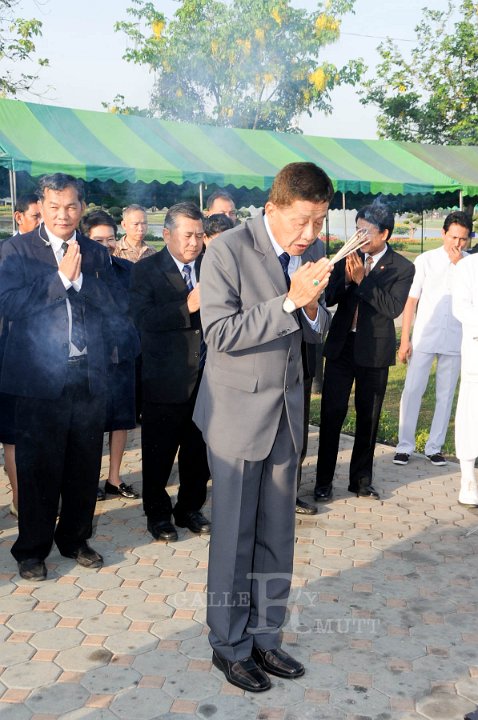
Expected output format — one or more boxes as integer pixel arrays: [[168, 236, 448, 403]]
[[360, 0, 478, 144], [110, 0, 364, 131]]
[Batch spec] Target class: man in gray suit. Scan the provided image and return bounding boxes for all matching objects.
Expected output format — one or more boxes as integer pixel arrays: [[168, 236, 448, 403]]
[[193, 162, 333, 692]]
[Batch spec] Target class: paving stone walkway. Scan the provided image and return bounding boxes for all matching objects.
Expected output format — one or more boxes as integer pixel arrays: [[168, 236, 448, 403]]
[[1, 426, 478, 720]]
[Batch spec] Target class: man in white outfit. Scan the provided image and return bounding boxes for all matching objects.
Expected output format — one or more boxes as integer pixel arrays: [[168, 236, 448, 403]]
[[452, 252, 478, 506], [393, 211, 472, 467]]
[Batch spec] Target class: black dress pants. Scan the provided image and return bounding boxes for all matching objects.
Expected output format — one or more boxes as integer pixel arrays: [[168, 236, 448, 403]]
[[316, 333, 389, 489], [11, 359, 106, 562], [141, 377, 209, 522]]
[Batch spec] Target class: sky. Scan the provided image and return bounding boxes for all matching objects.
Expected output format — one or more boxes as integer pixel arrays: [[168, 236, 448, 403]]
[[11, 0, 454, 139]]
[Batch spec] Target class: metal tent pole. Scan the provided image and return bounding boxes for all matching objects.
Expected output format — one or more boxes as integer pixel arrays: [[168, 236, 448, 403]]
[[342, 192, 347, 238], [8, 163, 17, 235]]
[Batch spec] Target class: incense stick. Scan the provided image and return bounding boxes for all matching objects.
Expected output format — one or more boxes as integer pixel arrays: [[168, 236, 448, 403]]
[[330, 228, 369, 265]]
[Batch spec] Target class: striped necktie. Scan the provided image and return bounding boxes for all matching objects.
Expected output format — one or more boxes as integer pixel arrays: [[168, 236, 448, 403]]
[[183, 264, 206, 368], [62, 242, 86, 352], [278, 252, 291, 289]]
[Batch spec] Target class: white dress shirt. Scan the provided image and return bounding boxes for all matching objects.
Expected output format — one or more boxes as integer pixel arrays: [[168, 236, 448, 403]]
[[410, 246, 464, 355], [168, 250, 198, 287], [263, 215, 321, 331], [44, 226, 86, 357]]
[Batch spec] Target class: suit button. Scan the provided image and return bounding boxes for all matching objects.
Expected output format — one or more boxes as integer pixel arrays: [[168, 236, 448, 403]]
[[285, 385, 289, 392], [194, 329, 200, 334], [194, 352, 199, 357]]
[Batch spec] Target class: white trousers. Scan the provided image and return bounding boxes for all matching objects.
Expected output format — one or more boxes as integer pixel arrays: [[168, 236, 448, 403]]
[[396, 350, 460, 455]]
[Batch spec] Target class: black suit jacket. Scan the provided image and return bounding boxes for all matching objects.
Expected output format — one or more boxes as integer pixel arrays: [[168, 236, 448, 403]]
[[0, 225, 126, 399], [130, 247, 203, 404], [324, 246, 415, 368]]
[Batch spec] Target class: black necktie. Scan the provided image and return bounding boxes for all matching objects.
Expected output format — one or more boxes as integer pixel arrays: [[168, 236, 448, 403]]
[[278, 252, 291, 290], [183, 264, 206, 368], [62, 242, 86, 352]]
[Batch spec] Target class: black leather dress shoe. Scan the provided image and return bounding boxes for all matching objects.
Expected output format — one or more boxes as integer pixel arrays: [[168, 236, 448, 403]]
[[212, 651, 271, 692], [61, 542, 103, 568], [96, 486, 106, 501], [18, 558, 47, 581], [314, 483, 333, 502], [147, 519, 178, 542], [104, 481, 140, 499], [348, 483, 380, 499], [252, 647, 305, 679], [174, 510, 211, 534], [295, 497, 318, 515]]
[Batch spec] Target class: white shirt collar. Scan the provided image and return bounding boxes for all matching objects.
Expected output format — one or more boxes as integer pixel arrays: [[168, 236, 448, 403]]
[[365, 244, 388, 268], [167, 248, 196, 274], [43, 223, 76, 252], [263, 214, 285, 258]]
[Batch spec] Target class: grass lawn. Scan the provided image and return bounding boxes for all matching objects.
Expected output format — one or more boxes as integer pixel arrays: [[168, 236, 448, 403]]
[[309, 355, 459, 458]]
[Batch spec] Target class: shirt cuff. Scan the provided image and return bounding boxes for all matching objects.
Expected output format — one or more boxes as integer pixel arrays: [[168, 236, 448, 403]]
[[58, 270, 72, 290], [301, 307, 320, 332]]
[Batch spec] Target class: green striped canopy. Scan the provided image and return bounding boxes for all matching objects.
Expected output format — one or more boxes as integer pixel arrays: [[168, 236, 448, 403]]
[[0, 98, 472, 197]]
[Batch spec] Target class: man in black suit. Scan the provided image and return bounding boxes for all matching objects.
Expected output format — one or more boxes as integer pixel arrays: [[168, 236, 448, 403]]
[[130, 202, 210, 542], [314, 203, 415, 502], [0, 173, 126, 581]]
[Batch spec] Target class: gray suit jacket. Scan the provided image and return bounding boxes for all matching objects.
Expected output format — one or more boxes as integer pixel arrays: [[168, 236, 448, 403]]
[[193, 212, 330, 461]]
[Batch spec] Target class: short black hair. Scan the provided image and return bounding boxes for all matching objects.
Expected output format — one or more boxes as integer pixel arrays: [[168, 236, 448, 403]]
[[355, 202, 394, 241], [164, 202, 203, 231], [81, 209, 118, 238], [38, 173, 84, 203], [203, 213, 234, 238], [14, 193, 39, 213], [443, 210, 472, 235], [206, 190, 235, 211]]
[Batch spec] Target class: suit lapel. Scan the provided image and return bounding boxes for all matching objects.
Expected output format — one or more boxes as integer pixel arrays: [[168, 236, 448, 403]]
[[248, 213, 289, 296], [159, 246, 189, 295], [30, 223, 58, 268]]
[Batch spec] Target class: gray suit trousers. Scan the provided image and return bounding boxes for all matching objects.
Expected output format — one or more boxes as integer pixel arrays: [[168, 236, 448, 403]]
[[206, 406, 299, 661]]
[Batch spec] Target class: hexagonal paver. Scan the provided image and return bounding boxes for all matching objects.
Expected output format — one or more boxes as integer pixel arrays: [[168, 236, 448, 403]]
[[56, 646, 113, 672], [150, 617, 203, 641], [163, 670, 222, 701], [99, 587, 146, 605], [132, 648, 189, 677], [0, 704, 32, 719], [26, 682, 89, 714], [6, 609, 59, 633], [32, 584, 81, 602], [0, 641, 35, 667], [103, 631, 157, 655], [29, 627, 84, 650], [0, 595, 38, 614], [55, 599, 105, 618], [74, 573, 122, 590], [58, 710, 117, 720], [416, 691, 475, 719], [81, 665, 141, 694], [79, 613, 131, 635], [140, 577, 186, 595], [1, 659, 60, 689], [109, 688, 172, 719], [123, 601, 174, 622]]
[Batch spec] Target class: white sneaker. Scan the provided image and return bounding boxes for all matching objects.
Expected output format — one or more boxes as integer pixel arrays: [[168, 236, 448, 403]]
[[458, 478, 478, 506]]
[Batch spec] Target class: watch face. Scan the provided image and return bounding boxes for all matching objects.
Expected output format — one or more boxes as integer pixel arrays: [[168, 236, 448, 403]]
[[283, 298, 296, 313]]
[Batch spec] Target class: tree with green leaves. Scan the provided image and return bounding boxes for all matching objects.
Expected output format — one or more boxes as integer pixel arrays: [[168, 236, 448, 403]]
[[0, 0, 48, 97], [360, 0, 478, 145], [109, 0, 364, 132]]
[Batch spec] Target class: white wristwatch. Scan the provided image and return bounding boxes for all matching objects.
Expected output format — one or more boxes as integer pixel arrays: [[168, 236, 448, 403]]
[[282, 297, 297, 313]]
